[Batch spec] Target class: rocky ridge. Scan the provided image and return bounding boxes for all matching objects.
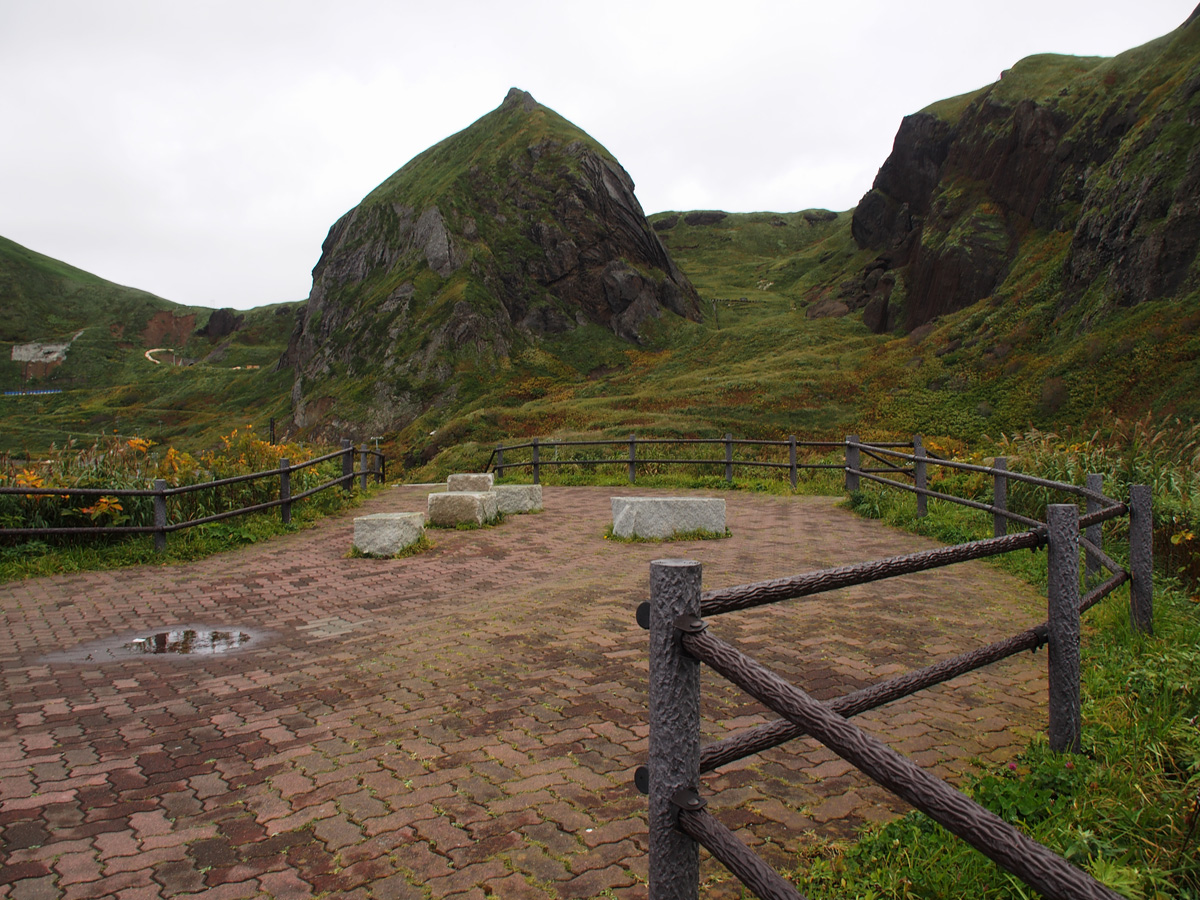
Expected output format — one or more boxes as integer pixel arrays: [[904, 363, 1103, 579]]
[[836, 6, 1200, 332], [283, 88, 701, 437]]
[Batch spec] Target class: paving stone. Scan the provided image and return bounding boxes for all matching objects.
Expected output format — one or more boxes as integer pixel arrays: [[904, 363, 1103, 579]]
[[0, 486, 1048, 899]]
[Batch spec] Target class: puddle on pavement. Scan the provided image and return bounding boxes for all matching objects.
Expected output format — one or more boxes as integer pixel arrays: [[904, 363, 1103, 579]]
[[123, 629, 251, 655], [41, 624, 268, 663]]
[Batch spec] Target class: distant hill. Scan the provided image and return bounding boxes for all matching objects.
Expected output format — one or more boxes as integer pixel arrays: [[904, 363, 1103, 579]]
[[0, 235, 298, 452], [7, 10, 1200, 465], [282, 88, 702, 439]]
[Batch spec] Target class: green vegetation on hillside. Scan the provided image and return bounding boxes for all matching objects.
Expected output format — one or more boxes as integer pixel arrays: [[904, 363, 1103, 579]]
[[0, 236, 298, 454]]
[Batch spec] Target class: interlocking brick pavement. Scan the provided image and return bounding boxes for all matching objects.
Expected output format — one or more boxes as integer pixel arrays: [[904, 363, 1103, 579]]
[[0, 486, 1049, 898]]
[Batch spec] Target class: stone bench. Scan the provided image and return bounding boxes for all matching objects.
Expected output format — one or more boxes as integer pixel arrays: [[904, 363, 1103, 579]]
[[428, 490, 499, 527], [353, 512, 425, 557], [611, 497, 726, 540], [447, 472, 494, 492], [494, 484, 542, 515]]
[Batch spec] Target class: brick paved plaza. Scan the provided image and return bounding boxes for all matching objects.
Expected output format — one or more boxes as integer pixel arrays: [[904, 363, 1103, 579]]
[[0, 486, 1048, 899]]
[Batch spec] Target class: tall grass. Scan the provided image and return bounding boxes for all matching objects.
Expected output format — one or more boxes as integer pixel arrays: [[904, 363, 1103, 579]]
[[0, 428, 366, 580], [803, 420, 1200, 899], [994, 415, 1200, 585]]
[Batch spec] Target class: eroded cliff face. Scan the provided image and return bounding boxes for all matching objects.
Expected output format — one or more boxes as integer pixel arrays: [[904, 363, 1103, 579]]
[[282, 88, 700, 437], [839, 7, 1200, 333]]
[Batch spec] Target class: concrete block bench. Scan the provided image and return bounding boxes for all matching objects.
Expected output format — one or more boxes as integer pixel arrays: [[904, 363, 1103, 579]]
[[611, 497, 726, 540], [353, 512, 425, 557], [428, 490, 499, 527], [494, 484, 543, 515], [447, 472, 494, 492]]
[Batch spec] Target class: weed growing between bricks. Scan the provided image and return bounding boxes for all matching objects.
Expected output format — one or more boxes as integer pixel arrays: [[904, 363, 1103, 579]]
[[602, 525, 732, 543], [347, 533, 434, 559]]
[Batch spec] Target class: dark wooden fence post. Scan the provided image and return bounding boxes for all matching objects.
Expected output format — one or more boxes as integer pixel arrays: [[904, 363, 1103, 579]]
[[280, 459, 291, 525], [1085, 473, 1103, 583], [724, 433, 733, 483], [629, 434, 637, 484], [341, 439, 353, 492], [359, 443, 368, 491], [648, 559, 702, 900], [993, 457, 1008, 538], [532, 438, 540, 485], [914, 434, 927, 518], [153, 479, 167, 554], [1047, 503, 1081, 754], [1129, 484, 1154, 634], [844, 434, 860, 492], [495, 445, 505, 479], [788, 435, 797, 490]]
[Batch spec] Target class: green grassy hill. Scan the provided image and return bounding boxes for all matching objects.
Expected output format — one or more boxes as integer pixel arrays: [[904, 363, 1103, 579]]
[[7, 12, 1200, 471], [0, 236, 297, 453]]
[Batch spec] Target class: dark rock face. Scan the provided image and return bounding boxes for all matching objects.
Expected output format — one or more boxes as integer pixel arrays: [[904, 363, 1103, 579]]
[[851, 113, 953, 258], [840, 14, 1200, 331], [196, 308, 245, 340], [802, 209, 838, 225], [683, 211, 728, 226], [282, 89, 700, 436]]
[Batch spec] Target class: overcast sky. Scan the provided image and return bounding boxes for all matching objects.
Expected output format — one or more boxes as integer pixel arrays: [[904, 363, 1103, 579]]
[[1, 1, 1192, 312]]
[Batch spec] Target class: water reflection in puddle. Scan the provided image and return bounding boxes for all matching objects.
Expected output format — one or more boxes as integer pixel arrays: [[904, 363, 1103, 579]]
[[40, 624, 267, 663], [123, 629, 251, 655]]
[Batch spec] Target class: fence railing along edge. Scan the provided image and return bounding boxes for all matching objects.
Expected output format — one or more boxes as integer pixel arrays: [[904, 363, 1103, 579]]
[[1, 439, 385, 553], [635, 436, 1151, 900]]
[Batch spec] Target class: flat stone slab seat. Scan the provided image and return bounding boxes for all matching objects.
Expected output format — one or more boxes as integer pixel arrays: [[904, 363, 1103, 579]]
[[493, 484, 543, 514], [428, 490, 499, 527], [611, 496, 726, 539], [447, 472, 494, 492], [353, 512, 425, 557]]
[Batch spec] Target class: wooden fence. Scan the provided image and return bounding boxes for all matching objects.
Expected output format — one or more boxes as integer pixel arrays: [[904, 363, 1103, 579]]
[[637, 436, 1150, 899], [483, 435, 914, 487], [0, 439, 384, 553]]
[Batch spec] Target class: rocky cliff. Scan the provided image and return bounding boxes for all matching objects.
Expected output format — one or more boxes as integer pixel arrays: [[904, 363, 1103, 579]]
[[283, 88, 701, 436], [841, 6, 1200, 332]]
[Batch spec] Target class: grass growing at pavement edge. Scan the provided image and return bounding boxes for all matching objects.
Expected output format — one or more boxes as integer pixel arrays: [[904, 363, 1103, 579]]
[[797, 485, 1200, 898]]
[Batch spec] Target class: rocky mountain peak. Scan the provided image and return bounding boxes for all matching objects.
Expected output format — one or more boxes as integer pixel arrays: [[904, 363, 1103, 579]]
[[502, 87, 539, 112], [282, 89, 701, 438]]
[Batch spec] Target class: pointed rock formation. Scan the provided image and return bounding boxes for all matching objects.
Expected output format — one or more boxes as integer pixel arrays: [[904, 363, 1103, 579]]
[[283, 88, 701, 436]]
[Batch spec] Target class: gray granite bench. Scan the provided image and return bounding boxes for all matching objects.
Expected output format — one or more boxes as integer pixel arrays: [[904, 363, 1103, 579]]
[[611, 497, 726, 539], [428, 490, 499, 527], [353, 512, 425, 557], [494, 484, 543, 514], [447, 473, 494, 492]]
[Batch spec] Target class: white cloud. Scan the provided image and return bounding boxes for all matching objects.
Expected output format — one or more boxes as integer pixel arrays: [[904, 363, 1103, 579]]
[[0, 0, 1191, 309]]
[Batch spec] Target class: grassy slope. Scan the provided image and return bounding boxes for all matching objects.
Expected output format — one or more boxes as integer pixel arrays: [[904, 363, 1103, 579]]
[[396, 209, 887, 477], [0, 236, 297, 453], [403, 19, 1200, 477], [859, 23, 1200, 439], [7, 22, 1200, 467]]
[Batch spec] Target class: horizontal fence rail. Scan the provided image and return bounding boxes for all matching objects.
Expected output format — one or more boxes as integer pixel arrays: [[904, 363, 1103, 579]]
[[634, 436, 1152, 899], [484, 434, 869, 489], [1, 439, 385, 553]]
